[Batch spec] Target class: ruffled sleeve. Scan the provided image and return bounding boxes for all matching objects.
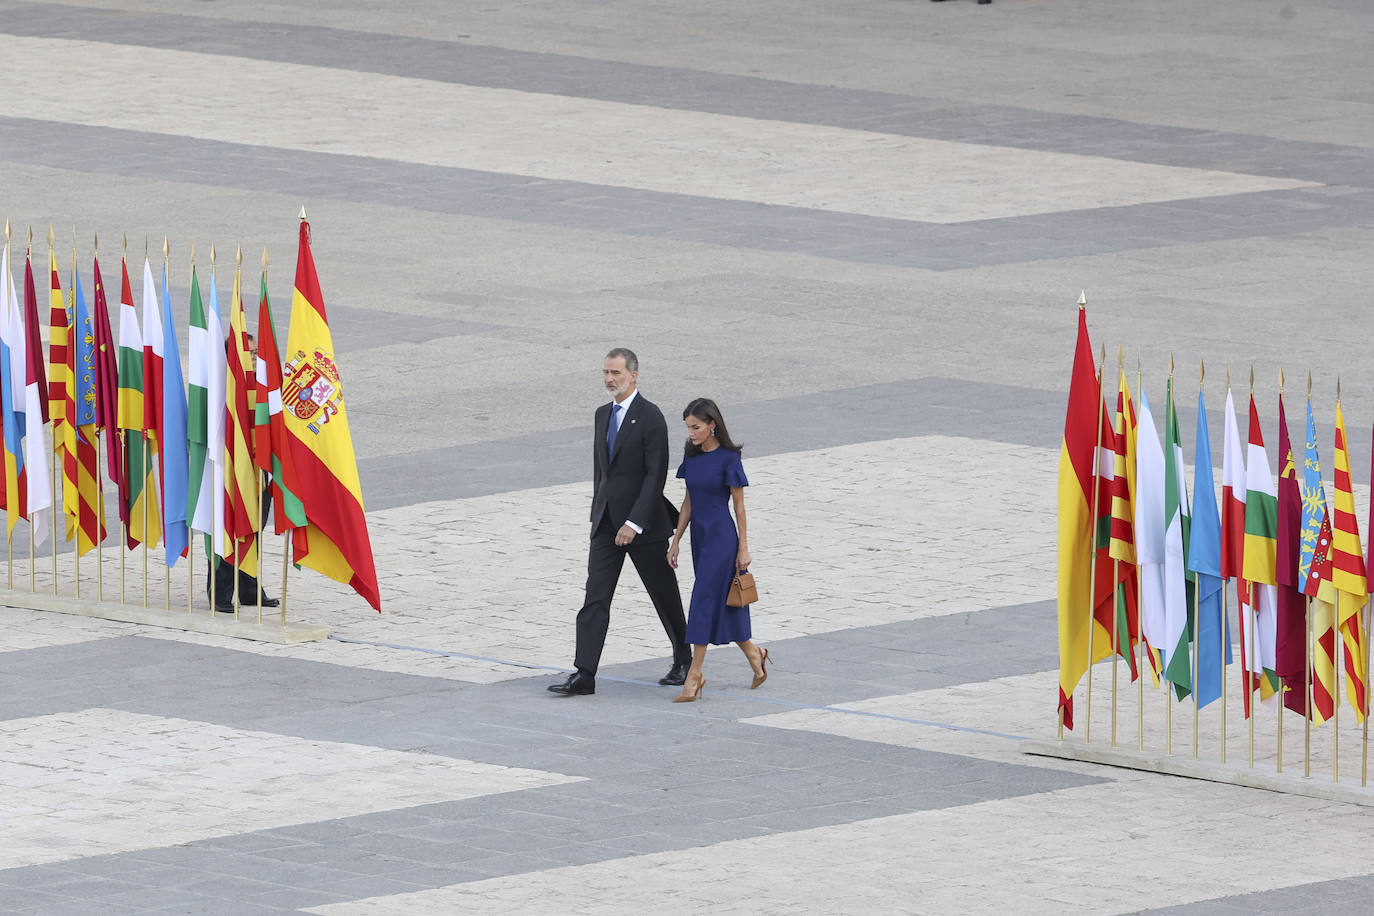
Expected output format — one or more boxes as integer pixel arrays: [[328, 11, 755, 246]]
[[724, 450, 749, 488], [676, 458, 687, 479]]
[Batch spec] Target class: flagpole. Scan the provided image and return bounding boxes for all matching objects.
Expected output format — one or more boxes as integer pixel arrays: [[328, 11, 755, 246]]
[[68, 225, 78, 600], [1110, 346, 1124, 748], [1245, 368, 1255, 768], [162, 237, 171, 614], [1306, 593, 1313, 778], [1085, 341, 1107, 745], [47, 227, 58, 595], [1136, 353, 1145, 751], [281, 529, 290, 627], [257, 470, 265, 625], [1362, 598, 1370, 786], [1330, 377, 1340, 785], [188, 243, 196, 615], [264, 243, 290, 628], [90, 233, 105, 603], [1190, 361, 1204, 760], [1165, 354, 1175, 757], [25, 227, 35, 593], [119, 236, 128, 608], [1273, 371, 1283, 773]]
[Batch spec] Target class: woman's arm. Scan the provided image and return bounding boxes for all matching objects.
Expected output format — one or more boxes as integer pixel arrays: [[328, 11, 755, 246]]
[[731, 486, 751, 569], [667, 490, 692, 569]]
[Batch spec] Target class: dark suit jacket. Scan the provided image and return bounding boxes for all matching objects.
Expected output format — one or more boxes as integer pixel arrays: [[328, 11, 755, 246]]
[[590, 393, 678, 542]]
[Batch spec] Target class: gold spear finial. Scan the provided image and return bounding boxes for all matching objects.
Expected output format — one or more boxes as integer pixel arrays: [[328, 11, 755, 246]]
[[236, 245, 242, 267], [122, 233, 127, 259], [162, 236, 168, 261], [1279, 367, 1285, 394], [1337, 375, 1342, 403], [1307, 371, 1312, 398], [1169, 353, 1175, 378], [299, 205, 307, 221], [1116, 343, 1124, 369], [190, 241, 195, 264], [261, 246, 268, 271], [1199, 359, 1205, 389], [211, 245, 216, 268], [47, 225, 53, 250], [1226, 361, 1231, 390], [26, 225, 31, 254], [1250, 365, 1254, 394], [6, 219, 11, 244], [94, 232, 98, 257]]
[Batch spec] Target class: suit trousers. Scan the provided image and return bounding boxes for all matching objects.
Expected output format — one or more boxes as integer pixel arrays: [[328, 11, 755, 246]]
[[574, 518, 689, 676]]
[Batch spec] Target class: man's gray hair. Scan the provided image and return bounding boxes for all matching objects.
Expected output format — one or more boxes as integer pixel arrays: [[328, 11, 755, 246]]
[[605, 347, 639, 372]]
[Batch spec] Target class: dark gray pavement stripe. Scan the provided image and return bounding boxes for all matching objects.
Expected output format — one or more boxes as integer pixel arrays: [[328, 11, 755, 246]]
[[1133, 875, 1374, 915], [1, 2, 1372, 189], [0, 114, 1362, 272], [0, 613, 1092, 908]]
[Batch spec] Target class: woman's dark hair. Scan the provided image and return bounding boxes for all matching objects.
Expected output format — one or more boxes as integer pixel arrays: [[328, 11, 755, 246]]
[[682, 397, 742, 457]]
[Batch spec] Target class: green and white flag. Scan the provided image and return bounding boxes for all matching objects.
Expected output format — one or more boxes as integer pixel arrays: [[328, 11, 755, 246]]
[[186, 265, 226, 555], [1162, 377, 1194, 698]]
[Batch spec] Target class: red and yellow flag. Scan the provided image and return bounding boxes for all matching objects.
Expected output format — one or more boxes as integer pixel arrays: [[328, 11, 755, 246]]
[[1331, 402, 1367, 722], [1057, 308, 1099, 730], [281, 220, 379, 611], [223, 265, 260, 576]]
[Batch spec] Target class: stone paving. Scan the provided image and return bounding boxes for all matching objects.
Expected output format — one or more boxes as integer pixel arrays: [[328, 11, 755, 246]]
[[2, 1, 1374, 913]]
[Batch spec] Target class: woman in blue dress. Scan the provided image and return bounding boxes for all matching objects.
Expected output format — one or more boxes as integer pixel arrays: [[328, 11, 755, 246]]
[[666, 398, 769, 702]]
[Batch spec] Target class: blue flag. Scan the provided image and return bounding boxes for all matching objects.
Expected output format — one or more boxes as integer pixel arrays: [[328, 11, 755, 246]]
[[73, 273, 97, 427], [160, 263, 190, 565], [1188, 390, 1232, 708]]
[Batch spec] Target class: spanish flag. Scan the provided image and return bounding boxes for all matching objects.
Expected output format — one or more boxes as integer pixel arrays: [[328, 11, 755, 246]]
[[281, 219, 379, 611], [1057, 307, 1100, 730]]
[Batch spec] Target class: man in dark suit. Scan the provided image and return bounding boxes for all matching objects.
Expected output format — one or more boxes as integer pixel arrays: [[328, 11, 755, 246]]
[[549, 348, 691, 696]]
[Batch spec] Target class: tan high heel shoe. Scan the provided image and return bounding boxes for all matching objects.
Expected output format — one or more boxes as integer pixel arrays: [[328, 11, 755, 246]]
[[673, 677, 706, 703], [751, 647, 770, 690]]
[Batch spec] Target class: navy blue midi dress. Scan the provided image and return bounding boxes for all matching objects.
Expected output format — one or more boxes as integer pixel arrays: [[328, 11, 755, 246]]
[[677, 447, 750, 645]]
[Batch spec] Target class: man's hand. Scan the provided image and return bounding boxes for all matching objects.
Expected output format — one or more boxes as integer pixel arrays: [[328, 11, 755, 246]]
[[615, 524, 638, 547]]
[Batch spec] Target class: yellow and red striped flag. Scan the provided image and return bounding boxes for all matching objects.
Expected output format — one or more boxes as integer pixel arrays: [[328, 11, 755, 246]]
[[281, 219, 379, 611], [1330, 401, 1366, 722], [1104, 369, 1139, 680], [222, 263, 260, 577]]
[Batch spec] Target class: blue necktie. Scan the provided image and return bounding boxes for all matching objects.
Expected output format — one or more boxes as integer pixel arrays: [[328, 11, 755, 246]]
[[607, 403, 622, 455]]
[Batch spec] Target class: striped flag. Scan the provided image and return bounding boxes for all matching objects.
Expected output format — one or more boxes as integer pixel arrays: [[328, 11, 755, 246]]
[[117, 258, 160, 548], [1242, 396, 1280, 705], [1330, 402, 1366, 721], [223, 264, 260, 576], [1221, 390, 1262, 715], [1299, 399, 1337, 725], [186, 264, 226, 556], [1104, 369, 1139, 679], [1162, 377, 1193, 699], [281, 220, 379, 611], [140, 258, 165, 545], [253, 269, 305, 535], [1135, 388, 1167, 684], [48, 249, 68, 462]]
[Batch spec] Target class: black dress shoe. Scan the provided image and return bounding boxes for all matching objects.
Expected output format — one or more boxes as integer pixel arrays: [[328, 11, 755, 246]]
[[257, 596, 280, 608], [548, 673, 595, 696], [659, 662, 688, 686], [214, 603, 237, 614]]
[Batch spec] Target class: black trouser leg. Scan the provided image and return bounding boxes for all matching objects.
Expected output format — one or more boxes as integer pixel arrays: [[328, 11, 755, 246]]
[[573, 522, 627, 676], [627, 536, 689, 665]]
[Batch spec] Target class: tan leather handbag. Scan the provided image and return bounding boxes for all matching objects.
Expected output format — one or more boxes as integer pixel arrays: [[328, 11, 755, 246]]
[[727, 569, 758, 607]]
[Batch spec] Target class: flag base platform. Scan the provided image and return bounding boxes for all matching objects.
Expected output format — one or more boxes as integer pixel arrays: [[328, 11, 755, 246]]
[[1022, 739, 1374, 807], [6, 592, 330, 644]]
